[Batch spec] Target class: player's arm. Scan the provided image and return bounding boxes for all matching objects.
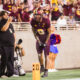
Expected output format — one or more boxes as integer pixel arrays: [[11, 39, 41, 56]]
[[45, 19, 51, 44], [32, 27, 41, 44], [45, 27, 51, 44]]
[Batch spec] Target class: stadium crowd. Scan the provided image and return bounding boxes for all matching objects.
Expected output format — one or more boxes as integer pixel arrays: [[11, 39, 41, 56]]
[[0, 0, 80, 24]]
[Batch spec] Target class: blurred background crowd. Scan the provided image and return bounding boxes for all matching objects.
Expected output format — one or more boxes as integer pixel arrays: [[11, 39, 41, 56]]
[[0, 0, 80, 27]]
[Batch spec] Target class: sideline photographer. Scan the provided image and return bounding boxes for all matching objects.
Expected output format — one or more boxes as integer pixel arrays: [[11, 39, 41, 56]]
[[14, 39, 25, 76], [15, 39, 25, 57]]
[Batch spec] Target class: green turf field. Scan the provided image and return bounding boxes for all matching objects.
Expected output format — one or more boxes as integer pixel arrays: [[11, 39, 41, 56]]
[[0, 69, 80, 80]]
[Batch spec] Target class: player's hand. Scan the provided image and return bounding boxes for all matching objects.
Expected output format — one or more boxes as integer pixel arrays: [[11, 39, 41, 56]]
[[43, 43, 47, 47], [39, 42, 46, 47], [38, 41, 42, 46], [8, 16, 13, 22]]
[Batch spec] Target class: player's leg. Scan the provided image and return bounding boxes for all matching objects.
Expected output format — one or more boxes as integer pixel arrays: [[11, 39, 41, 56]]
[[41, 54, 49, 77], [36, 41, 44, 72], [38, 53, 44, 70], [42, 41, 50, 77]]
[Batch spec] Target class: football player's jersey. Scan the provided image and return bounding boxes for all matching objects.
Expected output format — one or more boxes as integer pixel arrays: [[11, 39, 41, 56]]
[[31, 18, 50, 43]]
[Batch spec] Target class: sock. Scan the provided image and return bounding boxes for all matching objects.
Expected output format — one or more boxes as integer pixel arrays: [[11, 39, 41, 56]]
[[41, 65, 44, 68], [45, 69, 48, 72]]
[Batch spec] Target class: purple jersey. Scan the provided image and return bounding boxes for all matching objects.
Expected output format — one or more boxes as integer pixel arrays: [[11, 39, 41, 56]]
[[22, 11, 30, 22], [18, 9, 23, 20], [63, 4, 73, 16], [3, 3, 13, 12], [75, 10, 80, 18], [31, 18, 50, 43], [9, 11, 18, 22], [51, 10, 61, 21], [43, 10, 50, 18]]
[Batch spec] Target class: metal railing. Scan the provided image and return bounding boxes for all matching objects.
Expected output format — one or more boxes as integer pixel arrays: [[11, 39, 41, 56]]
[[51, 21, 80, 30], [12, 21, 80, 31], [12, 22, 31, 31]]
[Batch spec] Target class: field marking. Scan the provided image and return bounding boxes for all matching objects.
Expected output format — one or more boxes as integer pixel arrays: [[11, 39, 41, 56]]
[[60, 78, 80, 80]]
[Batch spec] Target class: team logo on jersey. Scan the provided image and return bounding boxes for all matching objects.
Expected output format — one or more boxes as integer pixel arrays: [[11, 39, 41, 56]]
[[43, 23, 45, 25], [37, 29, 45, 35], [46, 11, 49, 14], [34, 24, 37, 27], [42, 23, 45, 27]]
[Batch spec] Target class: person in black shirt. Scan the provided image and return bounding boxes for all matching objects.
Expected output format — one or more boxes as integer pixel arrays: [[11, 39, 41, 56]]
[[0, 11, 15, 77]]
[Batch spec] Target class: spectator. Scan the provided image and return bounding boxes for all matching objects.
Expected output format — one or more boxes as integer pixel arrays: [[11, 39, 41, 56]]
[[45, 0, 50, 4], [33, 1, 42, 13], [77, 0, 80, 5], [22, 7, 30, 22], [62, 1, 73, 16], [73, 0, 78, 8], [31, 1, 42, 19], [42, 4, 50, 19], [58, 0, 63, 13], [11, 0, 14, 4], [75, 5, 80, 21], [3, 0, 14, 12], [9, 5, 18, 22], [68, 14, 76, 27], [55, 14, 67, 30], [18, 3, 24, 22], [51, 3, 61, 21], [27, 0, 33, 11], [15, 0, 24, 6], [15, 0, 21, 7], [3, 0, 14, 4]]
